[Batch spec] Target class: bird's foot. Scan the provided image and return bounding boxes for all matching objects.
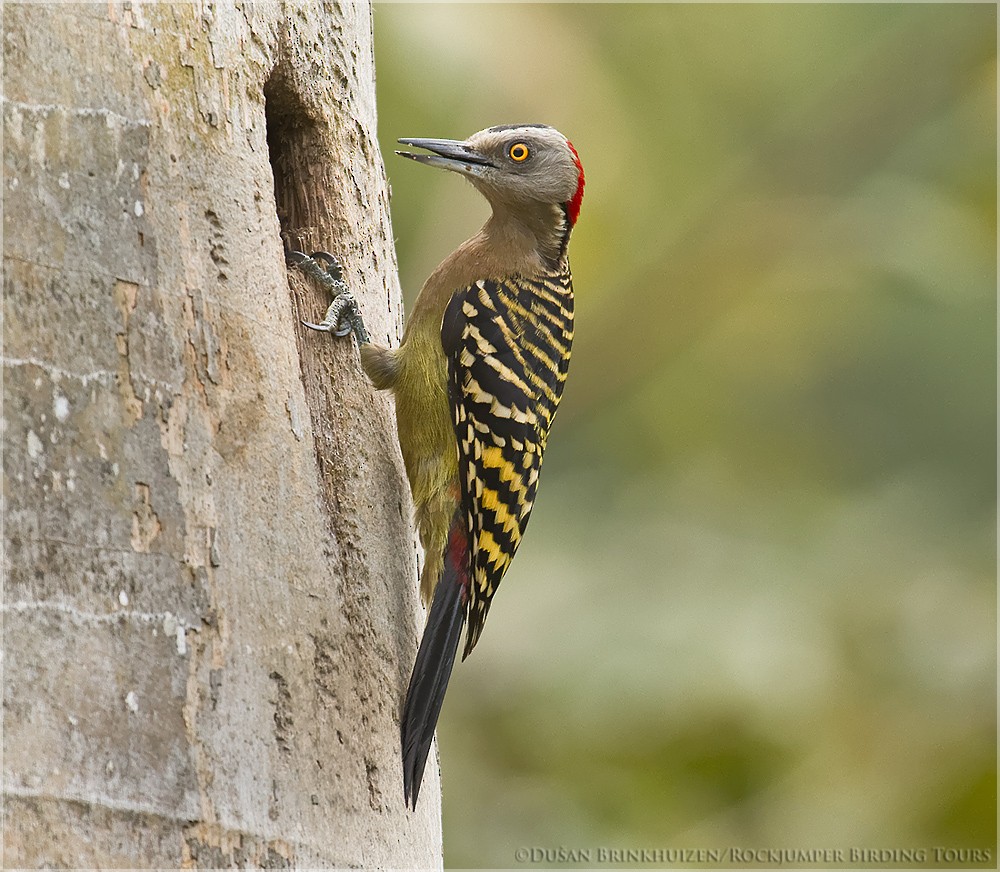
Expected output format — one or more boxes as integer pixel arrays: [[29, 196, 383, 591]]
[[286, 250, 370, 345]]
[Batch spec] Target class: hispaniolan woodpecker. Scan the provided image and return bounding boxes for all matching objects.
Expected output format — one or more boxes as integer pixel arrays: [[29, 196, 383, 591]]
[[292, 124, 584, 808]]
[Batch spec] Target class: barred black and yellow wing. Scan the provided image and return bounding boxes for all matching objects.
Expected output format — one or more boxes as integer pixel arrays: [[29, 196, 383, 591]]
[[441, 267, 574, 659]]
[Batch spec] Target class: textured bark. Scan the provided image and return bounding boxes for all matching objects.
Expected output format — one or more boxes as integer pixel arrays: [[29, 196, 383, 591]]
[[3, 2, 441, 866]]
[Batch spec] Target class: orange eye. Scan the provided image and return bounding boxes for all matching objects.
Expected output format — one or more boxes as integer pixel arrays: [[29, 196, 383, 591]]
[[509, 142, 530, 162]]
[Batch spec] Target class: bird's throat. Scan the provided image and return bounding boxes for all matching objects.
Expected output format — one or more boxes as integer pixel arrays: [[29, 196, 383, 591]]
[[484, 201, 571, 271]]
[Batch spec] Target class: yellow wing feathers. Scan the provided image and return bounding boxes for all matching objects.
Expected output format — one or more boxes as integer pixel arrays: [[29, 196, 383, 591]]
[[442, 268, 574, 657]]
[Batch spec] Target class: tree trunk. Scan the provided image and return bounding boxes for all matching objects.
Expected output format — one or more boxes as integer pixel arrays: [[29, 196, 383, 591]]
[[3, 2, 441, 866]]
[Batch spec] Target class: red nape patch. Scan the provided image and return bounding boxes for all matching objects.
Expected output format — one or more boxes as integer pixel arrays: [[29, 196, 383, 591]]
[[446, 518, 472, 602], [566, 140, 585, 226]]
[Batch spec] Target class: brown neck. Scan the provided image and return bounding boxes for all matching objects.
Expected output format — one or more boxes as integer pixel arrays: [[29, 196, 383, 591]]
[[404, 198, 571, 339], [483, 200, 570, 272]]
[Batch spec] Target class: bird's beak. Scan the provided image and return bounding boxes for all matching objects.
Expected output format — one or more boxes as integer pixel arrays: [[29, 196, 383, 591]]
[[396, 138, 494, 178]]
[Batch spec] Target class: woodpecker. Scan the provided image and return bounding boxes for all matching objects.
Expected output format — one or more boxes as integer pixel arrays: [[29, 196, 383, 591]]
[[292, 124, 584, 809]]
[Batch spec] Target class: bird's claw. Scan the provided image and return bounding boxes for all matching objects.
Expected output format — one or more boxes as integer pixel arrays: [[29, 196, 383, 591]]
[[301, 316, 354, 338], [299, 290, 367, 342], [286, 249, 348, 295], [287, 249, 369, 345]]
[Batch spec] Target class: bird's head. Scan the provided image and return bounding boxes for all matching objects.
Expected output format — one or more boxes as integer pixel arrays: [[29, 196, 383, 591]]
[[397, 124, 585, 229]]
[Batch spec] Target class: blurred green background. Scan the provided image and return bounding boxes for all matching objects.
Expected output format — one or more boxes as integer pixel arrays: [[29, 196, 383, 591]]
[[373, 4, 996, 867]]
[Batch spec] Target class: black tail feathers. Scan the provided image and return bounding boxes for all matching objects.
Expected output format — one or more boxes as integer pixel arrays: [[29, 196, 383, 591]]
[[400, 560, 467, 809]]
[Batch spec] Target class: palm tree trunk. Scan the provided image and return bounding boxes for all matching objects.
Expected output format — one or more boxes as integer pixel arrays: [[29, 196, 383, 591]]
[[3, 2, 441, 865]]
